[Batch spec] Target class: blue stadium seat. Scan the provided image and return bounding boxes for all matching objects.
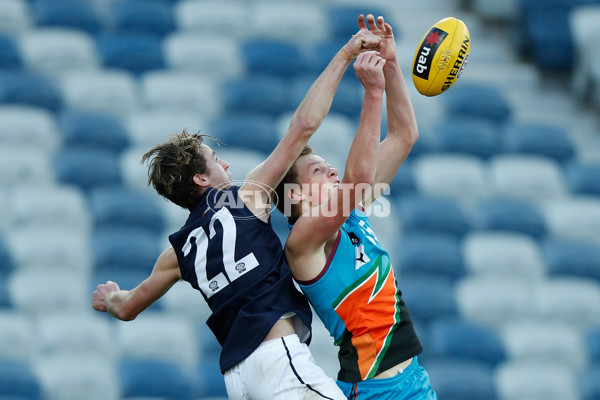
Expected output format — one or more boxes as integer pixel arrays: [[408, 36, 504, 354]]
[[241, 39, 307, 78], [110, 0, 175, 36], [96, 33, 165, 75], [398, 274, 457, 325], [326, 5, 389, 40], [387, 160, 416, 198], [393, 233, 465, 280], [503, 123, 576, 163], [89, 186, 166, 235], [195, 320, 222, 360], [429, 117, 501, 159], [309, 40, 359, 81], [53, 147, 122, 192], [31, 0, 102, 34], [577, 364, 600, 400], [289, 74, 363, 119], [0, 237, 14, 274], [516, 0, 589, 71], [442, 83, 512, 126], [0, 34, 22, 69], [119, 358, 194, 400], [59, 112, 130, 153], [428, 320, 506, 366], [472, 197, 547, 240], [0, 359, 42, 399], [424, 359, 498, 400], [92, 227, 162, 273], [396, 194, 471, 238], [543, 238, 600, 281], [221, 76, 292, 116], [566, 162, 600, 196], [193, 358, 228, 398], [208, 114, 278, 155], [585, 326, 600, 362], [268, 209, 289, 245], [0, 71, 62, 113], [0, 271, 12, 308]]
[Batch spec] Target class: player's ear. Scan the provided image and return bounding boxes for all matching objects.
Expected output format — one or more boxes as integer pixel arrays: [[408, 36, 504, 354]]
[[193, 173, 210, 188], [288, 184, 304, 202]]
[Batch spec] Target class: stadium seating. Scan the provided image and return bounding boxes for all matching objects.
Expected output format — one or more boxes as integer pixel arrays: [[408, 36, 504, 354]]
[[501, 321, 587, 369], [208, 114, 278, 155], [495, 360, 580, 400], [326, 5, 389, 40], [30, 0, 102, 34], [0, 34, 22, 69], [0, 71, 62, 113], [35, 354, 119, 400], [471, 197, 547, 240], [543, 196, 600, 244], [0, 0, 32, 34], [241, 39, 307, 78], [442, 83, 512, 126], [0, 311, 39, 361], [126, 110, 204, 148], [116, 313, 198, 368], [393, 233, 465, 280], [37, 312, 115, 359], [0, 105, 59, 152], [163, 32, 243, 78], [569, 4, 600, 101], [427, 117, 501, 159], [119, 358, 194, 400], [18, 28, 99, 76], [424, 359, 498, 400], [533, 277, 600, 329], [565, 161, 600, 196], [0, 147, 54, 188], [396, 194, 471, 238], [96, 33, 165, 75], [542, 238, 600, 281], [585, 325, 600, 363], [210, 147, 266, 181], [0, 239, 13, 274], [488, 154, 569, 203], [462, 231, 546, 280], [503, 122, 576, 163], [9, 226, 90, 272], [53, 147, 122, 192], [92, 227, 162, 273], [173, 0, 249, 37], [109, 0, 175, 36], [428, 319, 506, 366], [398, 274, 458, 325], [0, 271, 11, 309], [0, 358, 42, 400], [140, 71, 220, 116], [59, 111, 129, 153], [88, 186, 166, 234], [221, 76, 291, 116], [59, 70, 139, 116], [577, 364, 600, 400], [193, 358, 228, 398], [249, 2, 326, 43], [161, 280, 212, 320], [412, 154, 490, 201], [455, 275, 535, 326]]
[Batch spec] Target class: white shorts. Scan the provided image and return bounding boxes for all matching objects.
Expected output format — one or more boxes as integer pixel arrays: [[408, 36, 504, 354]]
[[223, 334, 345, 400]]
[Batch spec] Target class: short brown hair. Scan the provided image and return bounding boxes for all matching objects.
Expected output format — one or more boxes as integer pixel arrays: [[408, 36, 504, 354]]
[[274, 145, 314, 220], [141, 129, 217, 210]]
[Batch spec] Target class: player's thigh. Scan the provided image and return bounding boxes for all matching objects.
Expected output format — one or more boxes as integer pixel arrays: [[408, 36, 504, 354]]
[[244, 335, 346, 400]]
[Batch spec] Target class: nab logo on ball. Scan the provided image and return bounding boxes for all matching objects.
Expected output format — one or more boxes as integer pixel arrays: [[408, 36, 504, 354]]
[[413, 28, 448, 80], [412, 17, 470, 97]]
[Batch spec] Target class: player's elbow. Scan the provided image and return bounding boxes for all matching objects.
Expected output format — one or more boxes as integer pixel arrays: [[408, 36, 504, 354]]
[[290, 114, 319, 139]]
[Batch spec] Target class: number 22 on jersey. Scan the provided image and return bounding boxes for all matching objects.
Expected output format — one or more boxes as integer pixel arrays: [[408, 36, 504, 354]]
[[182, 207, 259, 298]]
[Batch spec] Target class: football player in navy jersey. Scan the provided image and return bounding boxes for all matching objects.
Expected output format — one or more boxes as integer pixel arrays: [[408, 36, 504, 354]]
[[92, 25, 382, 399]]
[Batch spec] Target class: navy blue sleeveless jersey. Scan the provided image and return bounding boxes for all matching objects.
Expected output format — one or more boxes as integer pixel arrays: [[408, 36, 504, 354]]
[[169, 186, 312, 373]]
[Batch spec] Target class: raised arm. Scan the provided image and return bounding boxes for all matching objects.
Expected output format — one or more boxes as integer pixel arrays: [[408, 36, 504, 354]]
[[240, 29, 380, 215], [359, 14, 420, 208], [92, 247, 181, 321], [288, 51, 386, 256]]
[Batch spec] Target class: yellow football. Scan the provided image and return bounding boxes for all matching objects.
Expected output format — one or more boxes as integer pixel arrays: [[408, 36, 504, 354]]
[[412, 17, 470, 97]]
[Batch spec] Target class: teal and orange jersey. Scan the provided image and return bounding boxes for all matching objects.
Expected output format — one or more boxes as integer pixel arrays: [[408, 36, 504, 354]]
[[297, 208, 422, 383]]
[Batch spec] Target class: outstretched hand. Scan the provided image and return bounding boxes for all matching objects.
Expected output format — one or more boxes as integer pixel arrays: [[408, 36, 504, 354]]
[[358, 14, 396, 63], [354, 51, 386, 92], [342, 27, 381, 61]]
